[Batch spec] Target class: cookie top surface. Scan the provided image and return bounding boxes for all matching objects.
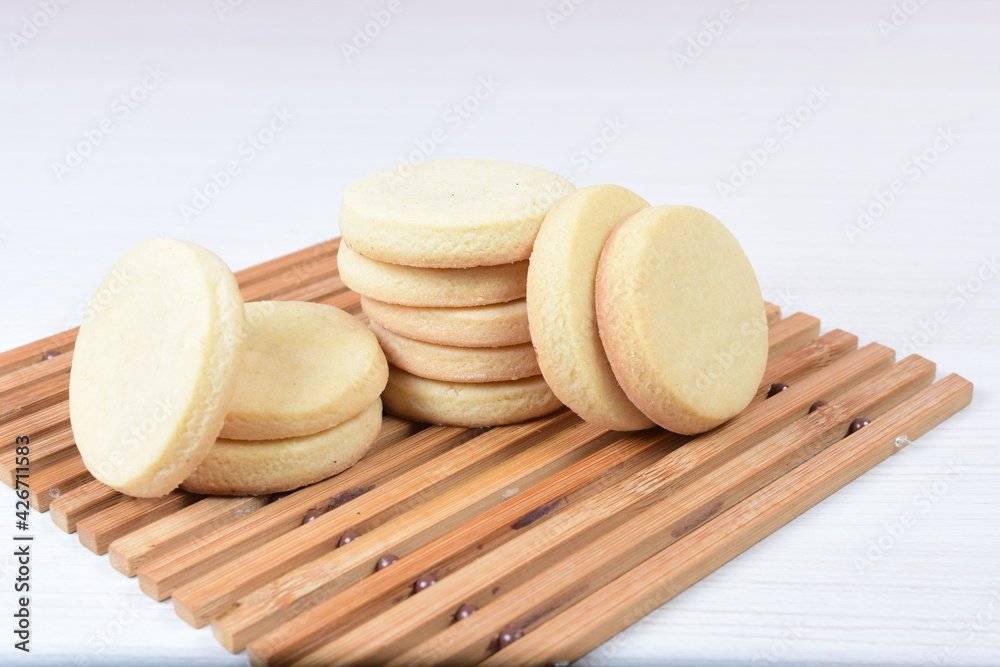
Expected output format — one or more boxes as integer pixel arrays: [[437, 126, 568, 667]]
[[596, 205, 768, 434], [221, 301, 388, 440], [337, 242, 527, 308], [527, 185, 653, 431], [69, 238, 247, 497], [340, 159, 575, 268]]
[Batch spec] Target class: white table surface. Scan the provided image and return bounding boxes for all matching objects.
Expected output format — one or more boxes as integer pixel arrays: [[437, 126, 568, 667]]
[[1, 1, 998, 665]]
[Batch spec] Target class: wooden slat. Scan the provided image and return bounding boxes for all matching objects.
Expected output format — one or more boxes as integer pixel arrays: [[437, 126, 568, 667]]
[[138, 424, 477, 601], [0, 349, 71, 398], [247, 325, 859, 664], [477, 374, 974, 667], [48, 479, 122, 533], [234, 239, 338, 287], [0, 425, 75, 486], [173, 412, 577, 628], [106, 417, 420, 578], [109, 496, 271, 577], [767, 312, 821, 359], [0, 329, 77, 377], [0, 401, 67, 451], [77, 491, 201, 554], [389, 357, 940, 666], [290, 355, 935, 664], [764, 301, 781, 326], [25, 452, 91, 512], [245, 343, 895, 664]]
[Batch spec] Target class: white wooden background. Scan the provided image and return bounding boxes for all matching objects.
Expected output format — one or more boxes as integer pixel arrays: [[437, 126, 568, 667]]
[[1, 0, 998, 665]]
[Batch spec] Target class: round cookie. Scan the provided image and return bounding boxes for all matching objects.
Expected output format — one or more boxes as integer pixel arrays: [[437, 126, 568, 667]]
[[527, 185, 653, 431], [221, 301, 388, 440], [183, 400, 382, 496], [69, 238, 247, 498], [361, 296, 530, 348], [340, 159, 575, 268], [382, 368, 563, 427], [369, 322, 539, 383], [595, 205, 768, 435], [338, 243, 527, 308]]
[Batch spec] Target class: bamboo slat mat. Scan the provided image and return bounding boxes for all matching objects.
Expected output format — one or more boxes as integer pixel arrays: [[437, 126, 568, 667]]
[[1, 238, 973, 666]]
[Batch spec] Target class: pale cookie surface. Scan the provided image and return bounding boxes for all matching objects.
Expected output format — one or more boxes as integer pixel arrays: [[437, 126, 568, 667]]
[[527, 185, 653, 431], [382, 367, 563, 427], [183, 399, 382, 496], [361, 296, 530, 348], [338, 242, 528, 307], [596, 205, 768, 435], [340, 159, 575, 268], [69, 238, 246, 498], [221, 301, 388, 440], [369, 322, 539, 383]]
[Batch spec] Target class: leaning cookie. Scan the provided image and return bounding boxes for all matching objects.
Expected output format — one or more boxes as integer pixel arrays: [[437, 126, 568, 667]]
[[382, 367, 563, 427], [338, 243, 527, 308], [595, 205, 768, 434], [369, 322, 539, 383], [340, 159, 575, 268], [182, 400, 383, 496], [527, 185, 653, 431], [69, 238, 247, 498], [220, 301, 387, 440], [360, 297, 531, 348]]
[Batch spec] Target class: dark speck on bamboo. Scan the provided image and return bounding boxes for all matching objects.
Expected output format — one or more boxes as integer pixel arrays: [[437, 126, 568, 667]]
[[376, 554, 398, 571], [808, 400, 828, 414], [327, 484, 374, 511], [767, 381, 789, 398], [454, 604, 478, 622], [413, 573, 437, 592], [496, 626, 524, 649], [41, 350, 60, 361], [338, 529, 359, 547], [301, 508, 324, 525], [847, 417, 870, 435]]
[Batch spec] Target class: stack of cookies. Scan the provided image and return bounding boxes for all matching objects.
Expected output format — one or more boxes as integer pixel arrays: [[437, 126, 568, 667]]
[[69, 239, 388, 498], [182, 300, 388, 496], [338, 159, 575, 427]]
